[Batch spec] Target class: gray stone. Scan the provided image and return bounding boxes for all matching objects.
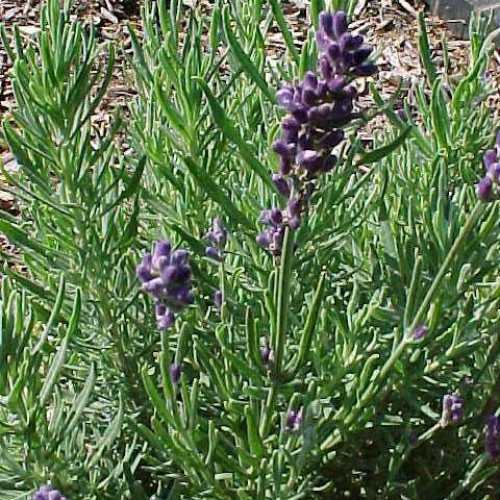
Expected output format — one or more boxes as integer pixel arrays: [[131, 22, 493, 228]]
[[427, 0, 500, 39]]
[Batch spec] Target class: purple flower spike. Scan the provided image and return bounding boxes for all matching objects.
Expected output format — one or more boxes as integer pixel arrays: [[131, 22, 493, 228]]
[[138, 240, 193, 330], [156, 303, 175, 330], [204, 218, 227, 262], [152, 240, 171, 268], [170, 363, 181, 384], [260, 10, 377, 255], [32, 485, 67, 500], [413, 325, 429, 341], [261, 346, 271, 365], [136, 254, 152, 283], [477, 135, 500, 202], [486, 415, 500, 460], [260, 337, 274, 367], [256, 231, 272, 248], [441, 393, 464, 426], [285, 409, 303, 432], [205, 246, 221, 261], [396, 108, 407, 121]]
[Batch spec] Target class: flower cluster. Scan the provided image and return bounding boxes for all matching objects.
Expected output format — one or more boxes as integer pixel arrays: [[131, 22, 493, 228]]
[[477, 132, 500, 202], [256, 208, 286, 256], [137, 240, 194, 330], [258, 10, 376, 255], [33, 485, 67, 500], [440, 393, 464, 426], [486, 415, 500, 460], [205, 217, 227, 261]]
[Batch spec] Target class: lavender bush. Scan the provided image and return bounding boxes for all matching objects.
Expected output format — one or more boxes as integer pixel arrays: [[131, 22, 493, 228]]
[[1, 0, 500, 498]]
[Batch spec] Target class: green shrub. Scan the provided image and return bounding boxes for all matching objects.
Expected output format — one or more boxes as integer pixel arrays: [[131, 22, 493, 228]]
[[1, 1, 499, 498]]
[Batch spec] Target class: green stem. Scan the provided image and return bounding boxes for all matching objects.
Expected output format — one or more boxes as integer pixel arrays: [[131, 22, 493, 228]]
[[273, 227, 295, 379], [388, 422, 442, 483], [445, 455, 489, 500], [259, 385, 278, 438]]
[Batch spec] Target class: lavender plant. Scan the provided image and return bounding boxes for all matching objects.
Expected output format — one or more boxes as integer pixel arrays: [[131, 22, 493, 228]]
[[1, 0, 500, 499]]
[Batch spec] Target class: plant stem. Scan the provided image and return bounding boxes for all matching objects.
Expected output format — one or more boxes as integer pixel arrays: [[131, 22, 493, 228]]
[[445, 455, 489, 500], [273, 227, 295, 379]]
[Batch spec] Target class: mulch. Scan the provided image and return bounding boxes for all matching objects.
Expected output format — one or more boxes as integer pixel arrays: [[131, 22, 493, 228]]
[[0, 0, 499, 266]]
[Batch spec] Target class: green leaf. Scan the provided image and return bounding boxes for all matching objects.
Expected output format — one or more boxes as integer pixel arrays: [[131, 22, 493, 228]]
[[37, 332, 69, 410], [244, 406, 265, 457], [65, 362, 96, 436], [0, 218, 50, 257], [66, 289, 82, 341], [222, 8, 275, 103], [123, 461, 149, 500], [418, 11, 437, 86], [183, 155, 253, 229], [142, 369, 176, 427], [196, 79, 272, 188], [101, 156, 146, 215], [1, 266, 49, 302], [268, 0, 300, 67], [287, 271, 327, 374], [86, 396, 124, 470], [356, 126, 412, 166], [273, 227, 295, 377], [430, 78, 450, 150]]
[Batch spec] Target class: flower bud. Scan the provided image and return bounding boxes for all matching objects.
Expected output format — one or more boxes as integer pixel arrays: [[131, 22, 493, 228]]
[[285, 409, 303, 431], [477, 176, 494, 202], [413, 325, 428, 341], [273, 174, 291, 199], [333, 11, 348, 39], [169, 363, 181, 384], [440, 394, 464, 426], [486, 415, 500, 460]]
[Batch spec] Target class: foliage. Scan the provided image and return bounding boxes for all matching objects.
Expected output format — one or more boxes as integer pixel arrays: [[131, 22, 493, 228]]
[[0, 1, 499, 499]]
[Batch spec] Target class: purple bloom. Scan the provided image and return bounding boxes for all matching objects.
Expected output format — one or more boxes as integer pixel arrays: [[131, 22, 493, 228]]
[[285, 409, 303, 432], [413, 324, 429, 341], [477, 176, 494, 202], [396, 108, 407, 121], [137, 240, 193, 330], [486, 415, 500, 460], [261, 10, 377, 255], [214, 290, 223, 312], [477, 133, 500, 202], [256, 209, 286, 256], [260, 337, 274, 367], [441, 393, 464, 426], [33, 485, 67, 500], [272, 174, 291, 199], [205, 246, 222, 261], [170, 363, 181, 384], [204, 218, 227, 261], [155, 303, 175, 330]]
